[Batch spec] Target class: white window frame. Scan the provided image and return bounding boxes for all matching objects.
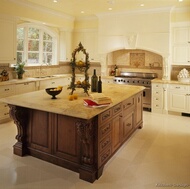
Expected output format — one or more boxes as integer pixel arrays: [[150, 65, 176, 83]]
[[17, 23, 58, 66]]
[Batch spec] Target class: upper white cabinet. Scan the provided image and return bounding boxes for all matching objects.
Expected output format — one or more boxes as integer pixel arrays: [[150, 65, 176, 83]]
[[73, 31, 99, 62], [172, 25, 190, 65], [0, 15, 16, 64]]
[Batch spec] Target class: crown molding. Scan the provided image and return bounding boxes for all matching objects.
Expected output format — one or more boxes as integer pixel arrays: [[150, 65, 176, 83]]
[[9, 0, 75, 21], [96, 6, 173, 18]]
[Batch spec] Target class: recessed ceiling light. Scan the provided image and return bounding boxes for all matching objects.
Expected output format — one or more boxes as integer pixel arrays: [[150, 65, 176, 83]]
[[140, 4, 144, 7], [81, 11, 84, 14], [178, 0, 183, 2], [108, 7, 112, 11], [53, 0, 58, 2]]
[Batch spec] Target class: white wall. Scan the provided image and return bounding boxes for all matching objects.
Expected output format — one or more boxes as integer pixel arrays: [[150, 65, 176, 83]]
[[97, 8, 171, 56]]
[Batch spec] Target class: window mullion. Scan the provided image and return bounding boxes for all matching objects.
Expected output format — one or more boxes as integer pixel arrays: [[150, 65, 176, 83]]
[[39, 30, 43, 64]]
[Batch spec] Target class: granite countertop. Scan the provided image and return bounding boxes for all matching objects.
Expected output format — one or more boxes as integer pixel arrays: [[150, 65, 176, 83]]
[[152, 78, 190, 85], [0, 83, 144, 120]]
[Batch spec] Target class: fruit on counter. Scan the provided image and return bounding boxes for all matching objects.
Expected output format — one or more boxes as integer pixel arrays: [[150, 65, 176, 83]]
[[68, 95, 74, 101], [73, 94, 78, 99], [50, 86, 63, 91]]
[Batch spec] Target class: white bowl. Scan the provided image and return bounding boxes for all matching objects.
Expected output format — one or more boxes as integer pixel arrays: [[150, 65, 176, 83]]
[[178, 78, 190, 83]]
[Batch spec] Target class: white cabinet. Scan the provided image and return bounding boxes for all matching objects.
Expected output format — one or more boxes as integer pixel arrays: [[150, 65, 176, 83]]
[[151, 83, 164, 113], [102, 78, 113, 84], [172, 26, 190, 65], [168, 84, 190, 113], [59, 31, 72, 61], [15, 82, 36, 95], [73, 31, 99, 62], [39, 77, 71, 90], [0, 84, 15, 122], [0, 15, 16, 64]]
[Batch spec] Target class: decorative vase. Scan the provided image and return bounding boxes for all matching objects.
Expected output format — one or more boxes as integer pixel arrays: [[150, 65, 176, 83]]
[[18, 73, 23, 79]]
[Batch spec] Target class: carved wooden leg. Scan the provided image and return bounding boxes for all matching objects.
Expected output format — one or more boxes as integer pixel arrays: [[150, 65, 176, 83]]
[[8, 105, 28, 156], [76, 119, 97, 183]]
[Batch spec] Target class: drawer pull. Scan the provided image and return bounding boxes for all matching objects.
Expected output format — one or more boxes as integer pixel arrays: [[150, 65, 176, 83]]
[[101, 125, 110, 135], [126, 123, 131, 127], [102, 113, 110, 120], [114, 107, 121, 113], [101, 139, 110, 148], [5, 88, 10, 91]]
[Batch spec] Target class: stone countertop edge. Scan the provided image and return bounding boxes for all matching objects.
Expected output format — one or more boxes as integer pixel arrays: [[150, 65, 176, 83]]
[[152, 78, 190, 85], [0, 83, 145, 120]]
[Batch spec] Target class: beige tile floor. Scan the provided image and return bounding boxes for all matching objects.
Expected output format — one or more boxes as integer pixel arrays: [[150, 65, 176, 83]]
[[0, 111, 190, 189]]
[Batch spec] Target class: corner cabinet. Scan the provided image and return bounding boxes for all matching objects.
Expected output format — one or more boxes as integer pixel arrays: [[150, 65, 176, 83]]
[[172, 25, 190, 65], [168, 84, 190, 113], [0, 15, 16, 64]]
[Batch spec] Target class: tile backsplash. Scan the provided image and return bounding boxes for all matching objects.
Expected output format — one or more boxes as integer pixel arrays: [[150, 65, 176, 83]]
[[107, 49, 163, 79]]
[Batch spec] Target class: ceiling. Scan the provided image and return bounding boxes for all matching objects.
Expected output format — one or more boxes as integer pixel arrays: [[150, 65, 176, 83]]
[[25, 0, 190, 18]]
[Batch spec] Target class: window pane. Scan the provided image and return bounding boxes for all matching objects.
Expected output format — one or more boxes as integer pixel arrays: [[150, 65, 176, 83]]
[[28, 40, 39, 51], [28, 28, 39, 39], [17, 39, 24, 51], [17, 28, 24, 39], [43, 32, 52, 41], [28, 53, 39, 63], [17, 52, 23, 63], [43, 42, 52, 52], [43, 53, 52, 64]]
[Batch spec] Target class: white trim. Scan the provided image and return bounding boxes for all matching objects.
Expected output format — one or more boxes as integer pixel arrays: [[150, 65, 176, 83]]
[[171, 22, 190, 27], [96, 6, 173, 18]]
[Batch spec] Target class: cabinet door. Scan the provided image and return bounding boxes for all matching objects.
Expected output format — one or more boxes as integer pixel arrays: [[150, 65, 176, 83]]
[[0, 102, 10, 121], [0, 16, 16, 63], [173, 45, 190, 64], [168, 91, 187, 112], [111, 115, 122, 153], [172, 27, 190, 65], [0, 85, 15, 98], [39, 78, 65, 90], [15, 82, 36, 95], [122, 111, 134, 142]]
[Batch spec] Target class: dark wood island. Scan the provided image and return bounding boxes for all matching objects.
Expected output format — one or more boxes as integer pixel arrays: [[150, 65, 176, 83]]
[[1, 83, 144, 183]]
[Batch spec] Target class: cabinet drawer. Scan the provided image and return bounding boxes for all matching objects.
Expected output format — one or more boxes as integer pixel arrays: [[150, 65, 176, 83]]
[[152, 83, 163, 89], [123, 97, 134, 110], [98, 146, 111, 166], [99, 134, 111, 153], [112, 103, 122, 116], [169, 84, 188, 91], [99, 121, 111, 139], [152, 89, 162, 96], [99, 109, 112, 124], [0, 85, 15, 98]]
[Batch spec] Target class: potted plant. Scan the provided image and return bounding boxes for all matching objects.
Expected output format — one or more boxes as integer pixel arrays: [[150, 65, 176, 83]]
[[14, 61, 26, 79]]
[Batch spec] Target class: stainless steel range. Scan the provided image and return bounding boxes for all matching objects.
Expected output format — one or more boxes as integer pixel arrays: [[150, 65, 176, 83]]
[[113, 72, 157, 110]]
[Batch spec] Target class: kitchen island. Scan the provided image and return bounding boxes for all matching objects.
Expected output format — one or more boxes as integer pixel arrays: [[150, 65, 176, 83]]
[[1, 83, 144, 183]]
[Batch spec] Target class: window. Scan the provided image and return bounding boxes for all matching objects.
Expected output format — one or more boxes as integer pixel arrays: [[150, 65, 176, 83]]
[[17, 24, 58, 66]]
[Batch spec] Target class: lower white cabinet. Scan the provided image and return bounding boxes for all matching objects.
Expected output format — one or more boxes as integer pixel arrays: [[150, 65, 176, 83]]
[[0, 84, 15, 123], [102, 78, 113, 84], [151, 83, 164, 113], [168, 84, 190, 113], [15, 82, 36, 95], [39, 77, 71, 90]]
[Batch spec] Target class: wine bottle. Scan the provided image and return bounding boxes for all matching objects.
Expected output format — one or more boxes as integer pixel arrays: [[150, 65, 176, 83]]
[[97, 76, 102, 93], [91, 69, 98, 92]]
